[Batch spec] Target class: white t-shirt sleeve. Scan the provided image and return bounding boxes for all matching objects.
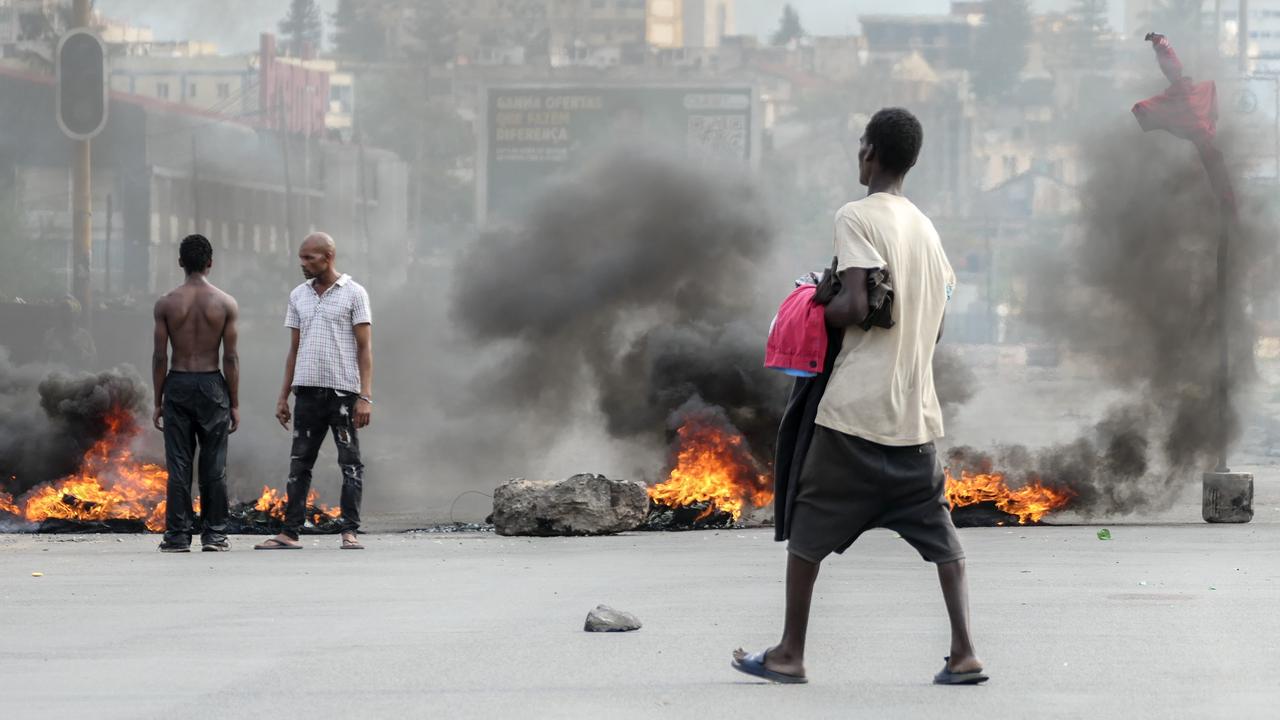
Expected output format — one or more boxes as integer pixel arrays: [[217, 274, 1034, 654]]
[[352, 286, 372, 326], [834, 208, 887, 272], [284, 292, 300, 329]]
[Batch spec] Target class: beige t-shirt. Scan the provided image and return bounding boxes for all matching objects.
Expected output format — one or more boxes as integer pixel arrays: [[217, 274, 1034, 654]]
[[815, 193, 956, 446]]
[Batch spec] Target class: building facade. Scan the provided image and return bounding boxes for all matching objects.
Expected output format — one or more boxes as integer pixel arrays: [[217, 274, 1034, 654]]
[[549, 0, 648, 67], [648, 0, 735, 49], [108, 34, 354, 138], [859, 7, 982, 73], [0, 64, 408, 304]]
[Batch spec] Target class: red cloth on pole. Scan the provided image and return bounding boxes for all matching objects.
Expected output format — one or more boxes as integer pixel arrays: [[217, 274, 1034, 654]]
[[1131, 35, 1234, 208], [1131, 36, 1219, 145]]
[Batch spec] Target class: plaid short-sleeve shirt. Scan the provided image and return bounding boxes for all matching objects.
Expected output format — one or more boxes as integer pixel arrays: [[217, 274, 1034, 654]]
[[285, 274, 371, 394]]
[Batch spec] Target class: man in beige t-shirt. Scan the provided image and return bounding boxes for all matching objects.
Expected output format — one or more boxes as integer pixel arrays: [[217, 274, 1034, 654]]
[[733, 108, 986, 686], [816, 190, 956, 444]]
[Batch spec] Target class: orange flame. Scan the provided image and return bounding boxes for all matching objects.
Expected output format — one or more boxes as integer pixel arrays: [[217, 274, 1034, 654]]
[[945, 469, 1074, 524], [10, 409, 171, 530], [254, 485, 287, 516], [648, 418, 773, 521], [251, 485, 341, 526], [0, 488, 18, 516], [0, 407, 340, 531]]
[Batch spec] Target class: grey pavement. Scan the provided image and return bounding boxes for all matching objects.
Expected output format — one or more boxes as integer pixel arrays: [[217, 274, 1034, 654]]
[[2, 513, 1279, 720]]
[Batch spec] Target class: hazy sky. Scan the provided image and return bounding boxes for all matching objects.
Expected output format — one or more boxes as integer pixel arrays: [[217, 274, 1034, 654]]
[[95, 1, 1087, 53]]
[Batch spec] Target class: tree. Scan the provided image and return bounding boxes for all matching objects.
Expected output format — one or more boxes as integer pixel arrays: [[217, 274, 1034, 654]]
[[494, 0, 550, 64], [771, 4, 804, 47], [408, 0, 460, 67], [972, 0, 1032, 100], [12, 2, 74, 73], [1066, 0, 1111, 71], [1148, 0, 1207, 52], [330, 0, 384, 61], [279, 0, 323, 57]]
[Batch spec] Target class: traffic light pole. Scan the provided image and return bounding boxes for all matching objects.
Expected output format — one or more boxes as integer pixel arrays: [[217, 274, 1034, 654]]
[[73, 136, 91, 322], [71, 0, 92, 327]]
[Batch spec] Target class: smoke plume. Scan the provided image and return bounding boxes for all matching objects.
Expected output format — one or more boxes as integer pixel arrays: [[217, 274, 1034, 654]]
[[933, 345, 978, 425], [958, 125, 1278, 515], [0, 349, 149, 495], [451, 147, 787, 461]]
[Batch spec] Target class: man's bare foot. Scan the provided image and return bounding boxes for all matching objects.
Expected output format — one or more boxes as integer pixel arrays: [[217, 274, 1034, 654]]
[[733, 646, 805, 679], [340, 531, 364, 550], [946, 654, 984, 673]]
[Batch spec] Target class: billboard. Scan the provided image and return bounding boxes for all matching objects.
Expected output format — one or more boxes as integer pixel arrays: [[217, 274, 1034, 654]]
[[478, 84, 757, 222]]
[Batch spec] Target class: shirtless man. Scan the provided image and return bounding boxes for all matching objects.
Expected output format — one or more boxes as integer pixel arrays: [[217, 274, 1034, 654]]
[[152, 234, 240, 553]]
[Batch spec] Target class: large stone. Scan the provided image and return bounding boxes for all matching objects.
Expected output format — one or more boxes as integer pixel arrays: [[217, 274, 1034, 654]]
[[491, 474, 649, 536], [1202, 472, 1254, 523], [584, 605, 642, 633]]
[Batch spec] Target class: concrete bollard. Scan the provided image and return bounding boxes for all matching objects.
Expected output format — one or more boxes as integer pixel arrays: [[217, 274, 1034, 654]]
[[1202, 472, 1254, 523]]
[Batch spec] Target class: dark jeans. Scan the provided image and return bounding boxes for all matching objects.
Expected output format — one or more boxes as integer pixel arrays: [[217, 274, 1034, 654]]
[[284, 387, 364, 539], [162, 371, 231, 547]]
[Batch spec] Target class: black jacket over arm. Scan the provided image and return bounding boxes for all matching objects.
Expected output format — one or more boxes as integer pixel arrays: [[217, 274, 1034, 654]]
[[773, 323, 844, 542]]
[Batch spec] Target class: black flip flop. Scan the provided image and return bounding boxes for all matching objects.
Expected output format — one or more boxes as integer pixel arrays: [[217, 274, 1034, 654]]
[[731, 650, 808, 684], [934, 656, 989, 685]]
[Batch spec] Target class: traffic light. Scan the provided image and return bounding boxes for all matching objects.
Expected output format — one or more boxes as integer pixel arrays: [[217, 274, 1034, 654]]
[[57, 29, 108, 140]]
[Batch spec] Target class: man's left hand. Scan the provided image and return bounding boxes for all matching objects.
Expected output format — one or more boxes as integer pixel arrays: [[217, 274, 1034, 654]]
[[354, 398, 372, 429]]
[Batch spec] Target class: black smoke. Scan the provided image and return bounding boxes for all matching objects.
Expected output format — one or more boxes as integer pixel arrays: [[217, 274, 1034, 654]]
[[0, 348, 149, 496], [957, 124, 1277, 515], [933, 345, 978, 425], [452, 147, 787, 460]]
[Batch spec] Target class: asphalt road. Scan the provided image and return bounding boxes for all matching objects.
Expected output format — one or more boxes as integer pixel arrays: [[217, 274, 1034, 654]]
[[2, 511, 1278, 720]]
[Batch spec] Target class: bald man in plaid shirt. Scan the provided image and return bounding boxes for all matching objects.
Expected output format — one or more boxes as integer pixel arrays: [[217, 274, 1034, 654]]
[[255, 233, 373, 551]]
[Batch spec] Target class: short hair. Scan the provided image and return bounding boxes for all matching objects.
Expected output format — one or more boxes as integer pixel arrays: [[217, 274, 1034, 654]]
[[179, 234, 213, 274], [865, 108, 923, 175]]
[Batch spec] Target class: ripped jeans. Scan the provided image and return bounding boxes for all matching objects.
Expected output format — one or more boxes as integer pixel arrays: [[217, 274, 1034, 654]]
[[284, 386, 364, 539]]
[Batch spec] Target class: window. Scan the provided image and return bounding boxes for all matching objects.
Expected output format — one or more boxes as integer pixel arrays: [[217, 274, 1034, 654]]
[[157, 82, 170, 99], [217, 83, 230, 99]]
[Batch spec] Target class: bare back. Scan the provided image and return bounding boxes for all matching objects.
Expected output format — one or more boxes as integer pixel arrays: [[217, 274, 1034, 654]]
[[156, 280, 234, 371]]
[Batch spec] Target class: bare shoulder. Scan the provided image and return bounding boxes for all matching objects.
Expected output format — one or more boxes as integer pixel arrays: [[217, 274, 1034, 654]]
[[153, 290, 176, 317], [212, 284, 239, 313]]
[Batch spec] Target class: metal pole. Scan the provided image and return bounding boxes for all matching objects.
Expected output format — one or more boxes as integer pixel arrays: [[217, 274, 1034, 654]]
[[72, 0, 93, 327], [104, 192, 112, 298], [1216, 0, 1223, 51], [191, 134, 200, 232], [1239, 0, 1249, 74], [279, 98, 296, 250], [73, 138, 91, 315], [1217, 208, 1230, 473]]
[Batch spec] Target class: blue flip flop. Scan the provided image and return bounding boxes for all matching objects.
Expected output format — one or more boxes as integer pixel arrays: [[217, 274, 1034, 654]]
[[731, 649, 808, 684], [933, 656, 989, 685]]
